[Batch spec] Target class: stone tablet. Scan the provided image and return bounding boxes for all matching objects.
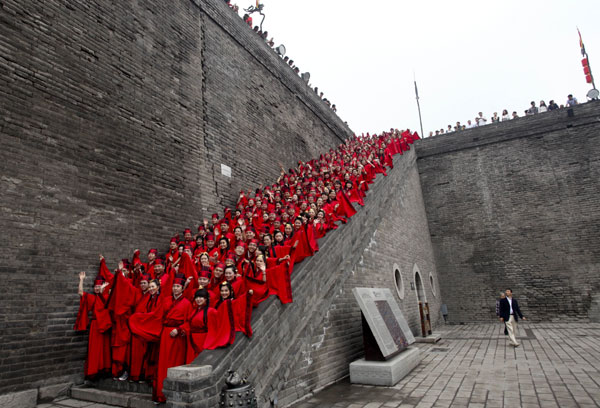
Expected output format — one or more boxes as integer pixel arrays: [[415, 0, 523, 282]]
[[353, 288, 415, 360]]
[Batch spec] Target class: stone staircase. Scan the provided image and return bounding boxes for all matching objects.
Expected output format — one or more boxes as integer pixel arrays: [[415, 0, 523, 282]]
[[69, 151, 416, 407], [70, 379, 154, 408]]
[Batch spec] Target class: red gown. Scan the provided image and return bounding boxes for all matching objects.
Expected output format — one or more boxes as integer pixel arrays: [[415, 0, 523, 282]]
[[185, 306, 218, 364], [154, 295, 193, 403], [204, 293, 253, 349], [286, 227, 313, 264], [266, 261, 293, 304], [74, 292, 112, 378], [242, 265, 269, 307], [128, 293, 164, 382], [106, 272, 137, 377], [128, 290, 150, 381], [335, 190, 357, 219]]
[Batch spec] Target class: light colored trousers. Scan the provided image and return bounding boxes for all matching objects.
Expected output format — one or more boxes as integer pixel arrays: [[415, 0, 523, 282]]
[[505, 315, 519, 345]]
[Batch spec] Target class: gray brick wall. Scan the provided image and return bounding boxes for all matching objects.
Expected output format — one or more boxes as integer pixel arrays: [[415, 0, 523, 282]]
[[416, 101, 600, 324], [0, 0, 350, 395], [166, 151, 442, 407], [277, 151, 443, 407]]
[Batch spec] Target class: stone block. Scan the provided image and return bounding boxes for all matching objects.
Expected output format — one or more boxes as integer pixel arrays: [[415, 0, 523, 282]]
[[350, 347, 422, 386], [0, 389, 38, 408], [129, 394, 156, 408], [413, 333, 442, 343], [70, 387, 129, 407], [167, 365, 212, 381], [38, 382, 72, 402]]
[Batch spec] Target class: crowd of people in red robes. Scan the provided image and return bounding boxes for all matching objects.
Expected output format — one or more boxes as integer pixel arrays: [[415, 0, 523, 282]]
[[74, 128, 420, 403]]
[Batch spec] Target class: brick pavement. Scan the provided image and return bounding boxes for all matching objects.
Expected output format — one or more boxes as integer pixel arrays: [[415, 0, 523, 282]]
[[291, 323, 600, 408], [37, 323, 600, 408]]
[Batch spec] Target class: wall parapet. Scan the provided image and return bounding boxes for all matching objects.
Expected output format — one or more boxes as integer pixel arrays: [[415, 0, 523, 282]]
[[416, 100, 600, 158]]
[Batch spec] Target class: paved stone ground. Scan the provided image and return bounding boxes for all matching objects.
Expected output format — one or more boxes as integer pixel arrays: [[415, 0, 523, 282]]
[[291, 323, 600, 408], [37, 323, 600, 408]]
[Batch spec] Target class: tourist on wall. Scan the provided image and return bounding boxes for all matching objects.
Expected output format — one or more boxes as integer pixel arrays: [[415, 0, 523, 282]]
[[527, 101, 538, 115], [475, 112, 487, 126], [566, 94, 578, 106], [501, 109, 510, 121], [491, 112, 500, 123], [539, 100, 548, 113], [548, 100, 559, 111]]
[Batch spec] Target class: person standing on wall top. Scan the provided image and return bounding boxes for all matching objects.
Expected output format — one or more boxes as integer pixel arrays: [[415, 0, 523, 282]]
[[566, 94, 578, 107], [475, 112, 487, 126], [498, 288, 526, 347], [527, 101, 538, 115]]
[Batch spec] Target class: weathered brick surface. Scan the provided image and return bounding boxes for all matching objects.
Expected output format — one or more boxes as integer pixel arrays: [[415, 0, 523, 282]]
[[277, 151, 442, 407], [416, 101, 600, 324], [0, 0, 349, 396], [163, 151, 442, 407]]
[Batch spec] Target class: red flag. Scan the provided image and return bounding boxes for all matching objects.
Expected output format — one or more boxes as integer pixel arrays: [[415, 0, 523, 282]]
[[578, 28, 585, 57]]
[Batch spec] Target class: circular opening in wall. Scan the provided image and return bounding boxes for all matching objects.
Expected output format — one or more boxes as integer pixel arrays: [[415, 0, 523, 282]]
[[393, 263, 404, 299], [429, 273, 436, 297]]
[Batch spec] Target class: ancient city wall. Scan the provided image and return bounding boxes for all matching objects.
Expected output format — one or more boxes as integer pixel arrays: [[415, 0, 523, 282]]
[[0, 0, 351, 397], [416, 101, 600, 324], [163, 149, 441, 408]]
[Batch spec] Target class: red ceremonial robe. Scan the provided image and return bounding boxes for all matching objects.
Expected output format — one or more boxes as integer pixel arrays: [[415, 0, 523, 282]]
[[286, 228, 313, 265], [335, 190, 357, 219], [266, 261, 293, 304], [106, 271, 139, 377], [154, 295, 193, 403], [128, 293, 164, 382], [203, 293, 253, 349], [305, 223, 320, 253], [74, 292, 112, 378], [243, 265, 269, 307], [265, 244, 292, 268], [128, 290, 150, 381], [185, 306, 218, 364]]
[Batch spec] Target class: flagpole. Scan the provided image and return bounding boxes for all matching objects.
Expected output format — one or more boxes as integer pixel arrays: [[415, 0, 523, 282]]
[[414, 78, 425, 138]]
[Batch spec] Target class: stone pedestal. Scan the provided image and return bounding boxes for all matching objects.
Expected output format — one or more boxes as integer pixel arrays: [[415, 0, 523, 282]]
[[414, 333, 442, 343], [349, 347, 421, 386]]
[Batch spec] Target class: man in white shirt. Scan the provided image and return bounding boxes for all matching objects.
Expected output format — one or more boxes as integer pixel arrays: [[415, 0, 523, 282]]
[[475, 112, 487, 126]]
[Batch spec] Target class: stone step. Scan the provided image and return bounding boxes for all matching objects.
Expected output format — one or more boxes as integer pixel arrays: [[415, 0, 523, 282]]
[[70, 386, 155, 408], [94, 377, 153, 394]]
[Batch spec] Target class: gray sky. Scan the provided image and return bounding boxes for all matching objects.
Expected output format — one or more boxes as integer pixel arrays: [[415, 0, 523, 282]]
[[240, 0, 599, 136]]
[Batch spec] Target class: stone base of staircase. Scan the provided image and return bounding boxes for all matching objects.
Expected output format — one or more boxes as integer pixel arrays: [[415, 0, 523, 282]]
[[71, 385, 155, 408]]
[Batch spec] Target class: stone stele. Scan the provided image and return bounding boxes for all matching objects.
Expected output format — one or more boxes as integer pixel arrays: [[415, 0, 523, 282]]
[[350, 287, 421, 386]]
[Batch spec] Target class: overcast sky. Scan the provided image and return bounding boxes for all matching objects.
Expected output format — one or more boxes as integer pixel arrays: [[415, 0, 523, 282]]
[[241, 0, 600, 136]]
